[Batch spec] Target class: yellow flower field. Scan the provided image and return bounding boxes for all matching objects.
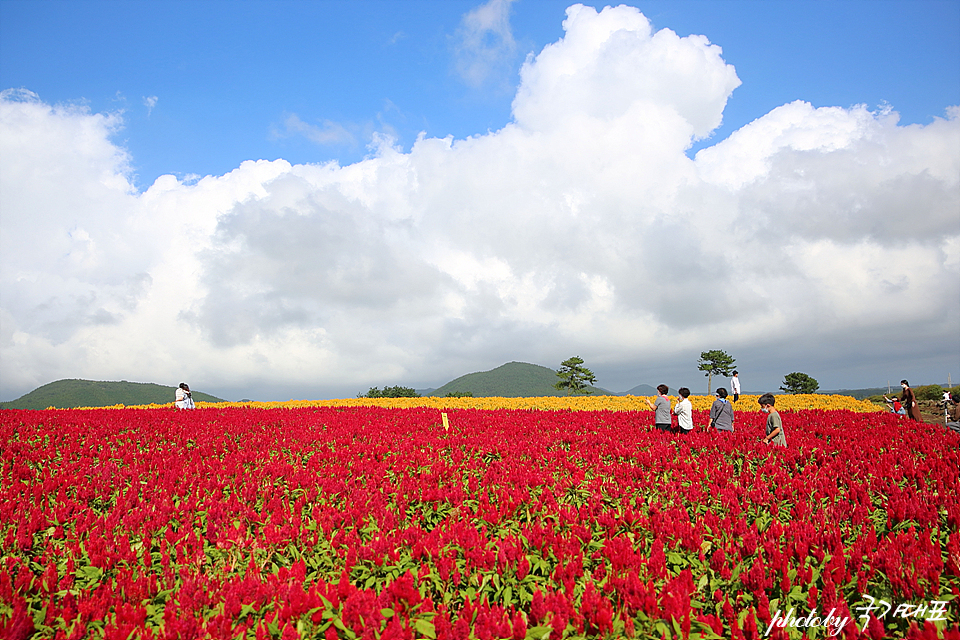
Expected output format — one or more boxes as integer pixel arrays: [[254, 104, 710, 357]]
[[103, 393, 882, 413]]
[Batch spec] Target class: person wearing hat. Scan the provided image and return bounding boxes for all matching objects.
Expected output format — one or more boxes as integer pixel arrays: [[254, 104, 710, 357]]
[[730, 371, 741, 402], [708, 387, 734, 432]]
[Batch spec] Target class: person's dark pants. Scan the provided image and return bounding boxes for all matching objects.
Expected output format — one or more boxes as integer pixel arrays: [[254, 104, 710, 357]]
[[655, 423, 671, 433], [733, 394, 739, 402]]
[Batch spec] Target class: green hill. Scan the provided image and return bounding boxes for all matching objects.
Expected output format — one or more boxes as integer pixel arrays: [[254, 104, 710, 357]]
[[0, 379, 224, 410], [623, 384, 671, 396], [429, 362, 612, 397]]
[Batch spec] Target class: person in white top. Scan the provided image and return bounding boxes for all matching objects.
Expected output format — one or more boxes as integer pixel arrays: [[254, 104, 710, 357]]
[[673, 387, 693, 434], [730, 371, 741, 402], [175, 382, 196, 409]]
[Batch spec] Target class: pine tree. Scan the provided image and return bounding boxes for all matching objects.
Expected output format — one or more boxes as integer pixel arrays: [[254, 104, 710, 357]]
[[780, 372, 819, 394], [554, 356, 597, 395], [698, 350, 737, 394]]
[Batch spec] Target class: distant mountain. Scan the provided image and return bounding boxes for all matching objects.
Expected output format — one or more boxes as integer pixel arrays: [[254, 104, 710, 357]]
[[621, 384, 677, 396], [0, 379, 224, 410], [819, 387, 893, 400], [429, 362, 613, 397]]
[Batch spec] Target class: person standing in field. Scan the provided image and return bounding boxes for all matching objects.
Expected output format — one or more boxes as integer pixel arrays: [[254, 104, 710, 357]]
[[176, 382, 195, 409], [673, 387, 693, 435], [898, 380, 922, 422], [730, 371, 741, 402], [759, 393, 785, 446], [708, 387, 734, 432], [946, 393, 960, 434], [644, 384, 673, 433]]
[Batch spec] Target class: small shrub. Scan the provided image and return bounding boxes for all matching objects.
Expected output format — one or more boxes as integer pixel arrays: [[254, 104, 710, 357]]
[[915, 384, 944, 402], [358, 386, 420, 398]]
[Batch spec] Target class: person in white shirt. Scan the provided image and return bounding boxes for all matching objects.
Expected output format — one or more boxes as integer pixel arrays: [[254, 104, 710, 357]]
[[673, 387, 693, 434], [730, 371, 741, 402], [175, 382, 195, 409]]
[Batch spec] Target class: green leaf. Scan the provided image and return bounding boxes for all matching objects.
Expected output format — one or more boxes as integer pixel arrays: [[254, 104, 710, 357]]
[[414, 619, 437, 639], [672, 616, 683, 636], [524, 625, 553, 640]]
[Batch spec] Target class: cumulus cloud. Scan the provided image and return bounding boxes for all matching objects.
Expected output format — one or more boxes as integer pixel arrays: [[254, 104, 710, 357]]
[[1, 5, 957, 401], [513, 4, 740, 140], [0, 89, 147, 343]]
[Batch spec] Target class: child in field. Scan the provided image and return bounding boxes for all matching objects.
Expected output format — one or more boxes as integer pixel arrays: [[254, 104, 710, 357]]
[[883, 395, 906, 415], [759, 393, 785, 446]]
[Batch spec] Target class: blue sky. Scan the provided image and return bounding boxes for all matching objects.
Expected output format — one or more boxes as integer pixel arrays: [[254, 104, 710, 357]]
[[1, 0, 958, 401], [3, 1, 957, 187]]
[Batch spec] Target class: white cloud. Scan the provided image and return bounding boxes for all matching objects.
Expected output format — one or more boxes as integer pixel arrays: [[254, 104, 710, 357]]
[[142, 95, 158, 115], [1, 6, 958, 401], [512, 4, 741, 140], [277, 113, 357, 147], [0, 89, 144, 344], [454, 0, 519, 88]]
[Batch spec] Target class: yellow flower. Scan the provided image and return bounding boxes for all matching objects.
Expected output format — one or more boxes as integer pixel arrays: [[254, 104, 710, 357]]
[[113, 393, 881, 413]]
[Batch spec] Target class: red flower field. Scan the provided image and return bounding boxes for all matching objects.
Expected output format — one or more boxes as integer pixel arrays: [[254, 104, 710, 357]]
[[1, 406, 958, 639]]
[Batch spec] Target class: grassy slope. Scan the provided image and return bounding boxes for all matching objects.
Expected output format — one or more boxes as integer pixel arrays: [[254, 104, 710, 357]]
[[429, 362, 612, 397], [0, 379, 224, 410]]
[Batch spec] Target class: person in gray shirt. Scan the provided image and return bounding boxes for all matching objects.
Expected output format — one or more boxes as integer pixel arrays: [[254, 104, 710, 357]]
[[709, 388, 734, 432], [760, 393, 786, 446], [644, 384, 672, 432]]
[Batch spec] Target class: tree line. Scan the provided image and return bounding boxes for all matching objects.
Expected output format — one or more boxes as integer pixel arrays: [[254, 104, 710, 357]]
[[359, 351, 822, 398], [553, 350, 819, 395], [358, 386, 472, 398]]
